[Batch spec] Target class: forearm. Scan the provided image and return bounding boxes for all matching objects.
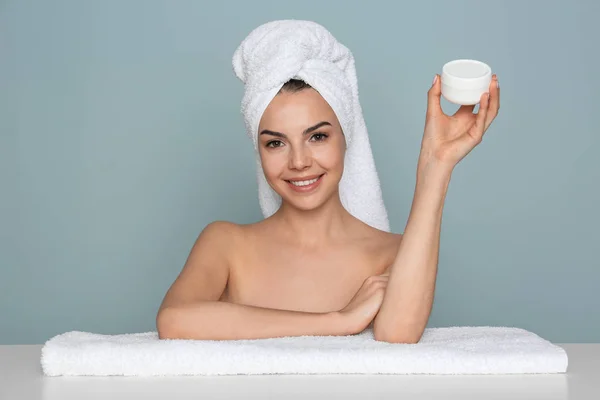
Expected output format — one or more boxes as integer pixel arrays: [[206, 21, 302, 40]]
[[373, 160, 452, 343], [158, 301, 345, 340]]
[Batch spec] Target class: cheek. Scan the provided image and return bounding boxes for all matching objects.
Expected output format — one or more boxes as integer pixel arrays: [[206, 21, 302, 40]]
[[260, 151, 287, 178], [314, 146, 344, 170]]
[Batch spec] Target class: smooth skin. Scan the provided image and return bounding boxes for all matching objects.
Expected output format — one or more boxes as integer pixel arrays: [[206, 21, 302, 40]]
[[372, 74, 500, 343], [156, 74, 500, 342]]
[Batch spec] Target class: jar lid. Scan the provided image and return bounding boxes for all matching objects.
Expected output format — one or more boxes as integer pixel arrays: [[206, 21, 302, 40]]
[[442, 59, 491, 90]]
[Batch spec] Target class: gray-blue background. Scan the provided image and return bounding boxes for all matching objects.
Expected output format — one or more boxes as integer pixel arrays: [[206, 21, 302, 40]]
[[2, 0, 598, 344]]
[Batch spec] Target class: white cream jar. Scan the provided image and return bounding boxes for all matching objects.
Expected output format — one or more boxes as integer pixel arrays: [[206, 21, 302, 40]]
[[441, 59, 492, 105]]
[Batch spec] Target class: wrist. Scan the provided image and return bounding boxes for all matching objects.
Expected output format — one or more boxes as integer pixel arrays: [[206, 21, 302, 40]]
[[417, 155, 453, 178], [326, 311, 355, 336], [417, 156, 452, 189]]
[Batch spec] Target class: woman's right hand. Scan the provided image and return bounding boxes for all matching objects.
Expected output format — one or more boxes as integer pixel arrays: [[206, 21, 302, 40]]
[[337, 273, 389, 335]]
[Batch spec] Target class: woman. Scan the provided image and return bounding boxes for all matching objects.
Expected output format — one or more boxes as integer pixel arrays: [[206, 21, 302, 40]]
[[156, 22, 500, 343]]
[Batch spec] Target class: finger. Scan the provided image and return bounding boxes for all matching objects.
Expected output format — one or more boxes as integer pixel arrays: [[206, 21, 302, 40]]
[[371, 276, 389, 282], [365, 275, 389, 285], [370, 282, 387, 293], [426, 74, 443, 118], [373, 281, 386, 289], [369, 281, 388, 294], [367, 279, 388, 290], [472, 91, 491, 141], [484, 74, 500, 130]]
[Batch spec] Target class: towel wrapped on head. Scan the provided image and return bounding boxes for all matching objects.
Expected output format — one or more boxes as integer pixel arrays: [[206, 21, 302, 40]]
[[232, 20, 390, 232]]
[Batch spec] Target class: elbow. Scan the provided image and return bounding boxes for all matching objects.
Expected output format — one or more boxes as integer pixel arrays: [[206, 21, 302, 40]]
[[374, 333, 420, 344], [373, 325, 422, 344], [156, 308, 179, 340]]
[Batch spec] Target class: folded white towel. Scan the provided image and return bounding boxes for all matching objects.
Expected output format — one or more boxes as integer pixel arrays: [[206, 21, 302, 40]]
[[40, 326, 568, 376], [232, 20, 390, 232]]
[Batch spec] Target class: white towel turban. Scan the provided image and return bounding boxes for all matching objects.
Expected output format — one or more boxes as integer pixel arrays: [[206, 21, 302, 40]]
[[232, 20, 390, 232]]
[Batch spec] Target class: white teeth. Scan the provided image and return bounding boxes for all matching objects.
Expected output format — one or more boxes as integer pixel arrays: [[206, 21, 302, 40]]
[[289, 176, 320, 186]]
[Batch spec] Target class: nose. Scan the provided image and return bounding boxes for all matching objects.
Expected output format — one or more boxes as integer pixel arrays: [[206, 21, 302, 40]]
[[288, 144, 312, 171]]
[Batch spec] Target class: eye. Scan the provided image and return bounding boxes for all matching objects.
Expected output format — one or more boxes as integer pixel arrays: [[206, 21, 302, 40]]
[[266, 140, 283, 148], [310, 133, 329, 141]]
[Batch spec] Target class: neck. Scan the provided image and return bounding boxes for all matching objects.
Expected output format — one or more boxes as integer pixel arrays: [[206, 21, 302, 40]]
[[268, 191, 356, 249]]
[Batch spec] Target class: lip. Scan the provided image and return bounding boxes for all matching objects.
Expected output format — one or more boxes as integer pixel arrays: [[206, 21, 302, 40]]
[[285, 174, 324, 193], [286, 174, 323, 182]]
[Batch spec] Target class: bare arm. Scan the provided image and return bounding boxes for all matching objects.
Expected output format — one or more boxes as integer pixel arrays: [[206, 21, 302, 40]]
[[374, 74, 500, 343], [159, 301, 345, 340], [156, 221, 346, 340], [373, 163, 449, 344]]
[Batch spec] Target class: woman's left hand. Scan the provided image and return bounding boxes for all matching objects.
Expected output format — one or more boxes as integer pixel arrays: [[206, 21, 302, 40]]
[[419, 74, 500, 171]]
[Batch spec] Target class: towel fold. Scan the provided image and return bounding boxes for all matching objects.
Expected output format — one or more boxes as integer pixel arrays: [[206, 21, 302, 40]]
[[41, 326, 568, 376], [232, 20, 390, 232]]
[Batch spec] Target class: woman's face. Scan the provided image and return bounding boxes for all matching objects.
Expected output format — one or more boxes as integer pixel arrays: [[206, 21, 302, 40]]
[[257, 88, 346, 211]]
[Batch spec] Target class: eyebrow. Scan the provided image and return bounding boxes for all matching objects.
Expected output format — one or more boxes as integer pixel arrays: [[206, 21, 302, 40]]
[[259, 121, 332, 139]]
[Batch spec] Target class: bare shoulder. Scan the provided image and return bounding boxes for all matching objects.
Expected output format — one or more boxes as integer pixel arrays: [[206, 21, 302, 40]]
[[361, 223, 403, 249], [191, 220, 245, 265], [234, 218, 274, 242], [201, 220, 243, 241], [156, 220, 243, 314], [360, 225, 403, 273], [203, 219, 264, 253]]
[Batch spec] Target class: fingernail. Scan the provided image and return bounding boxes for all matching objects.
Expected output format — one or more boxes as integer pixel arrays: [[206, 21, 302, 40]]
[[496, 79, 499, 89], [432, 75, 438, 86]]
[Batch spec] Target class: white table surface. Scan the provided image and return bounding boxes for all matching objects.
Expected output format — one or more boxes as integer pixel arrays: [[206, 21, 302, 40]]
[[0, 344, 597, 399]]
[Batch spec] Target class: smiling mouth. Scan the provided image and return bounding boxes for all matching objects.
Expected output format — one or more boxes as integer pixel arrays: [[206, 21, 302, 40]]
[[285, 174, 324, 186]]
